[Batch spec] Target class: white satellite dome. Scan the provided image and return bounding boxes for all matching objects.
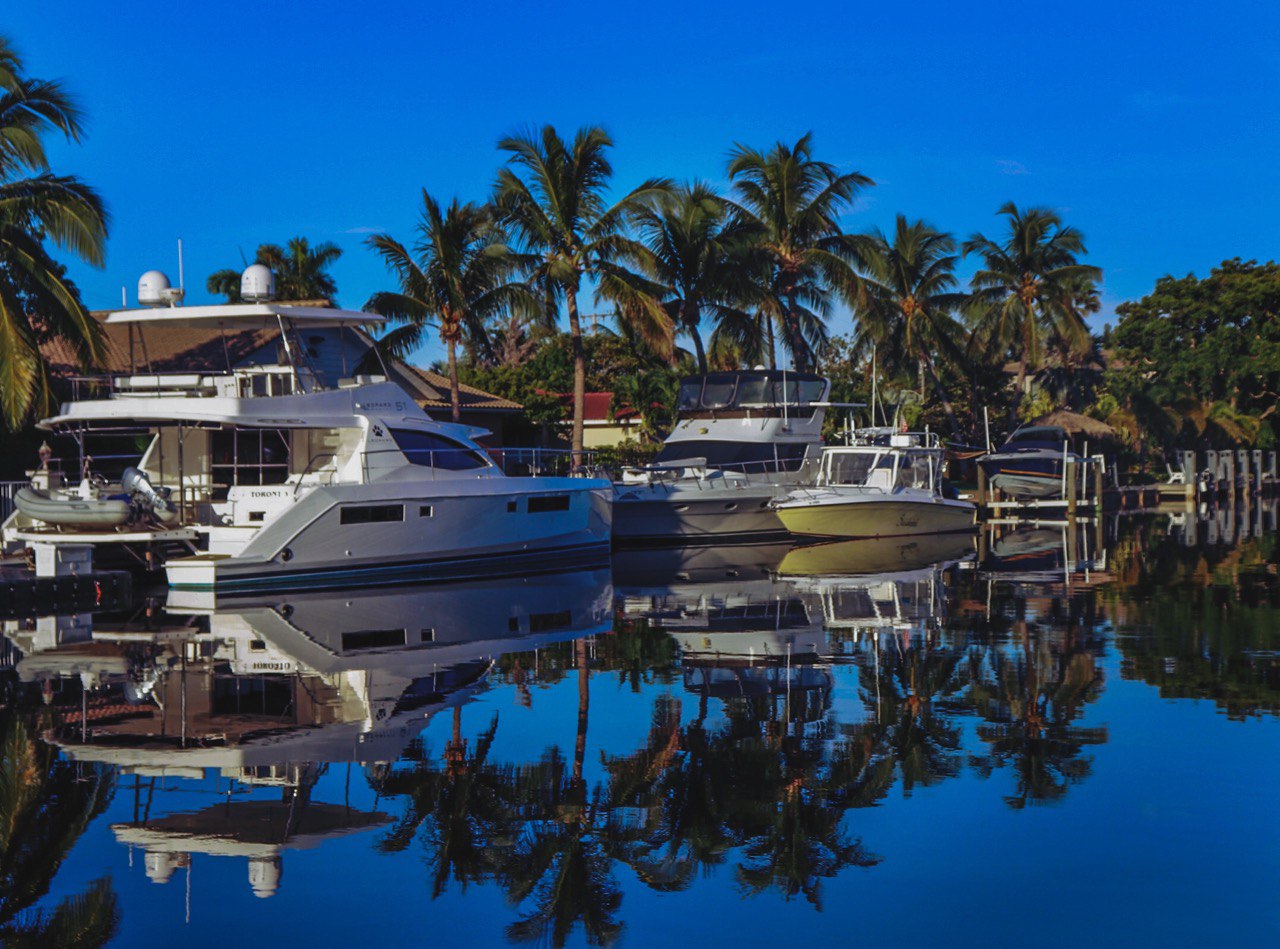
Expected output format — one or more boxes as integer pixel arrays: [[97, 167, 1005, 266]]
[[248, 855, 282, 898], [137, 270, 171, 307], [240, 263, 276, 302]]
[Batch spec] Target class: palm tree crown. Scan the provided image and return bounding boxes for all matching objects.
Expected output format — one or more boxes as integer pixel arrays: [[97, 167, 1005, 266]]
[[725, 132, 872, 372], [365, 191, 530, 421], [963, 202, 1101, 424], [493, 124, 672, 460], [207, 236, 342, 303], [0, 34, 108, 429], [623, 182, 758, 374], [855, 216, 968, 434]]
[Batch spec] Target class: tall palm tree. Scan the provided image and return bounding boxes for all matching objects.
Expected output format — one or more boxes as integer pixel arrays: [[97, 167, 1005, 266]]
[[963, 203, 1101, 426], [854, 216, 968, 436], [206, 236, 342, 303], [365, 192, 531, 422], [623, 182, 758, 373], [493, 124, 673, 463], [725, 132, 872, 372], [0, 35, 108, 430]]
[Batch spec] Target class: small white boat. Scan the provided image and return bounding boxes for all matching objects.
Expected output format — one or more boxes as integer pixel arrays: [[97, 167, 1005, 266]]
[[772, 433, 976, 539]]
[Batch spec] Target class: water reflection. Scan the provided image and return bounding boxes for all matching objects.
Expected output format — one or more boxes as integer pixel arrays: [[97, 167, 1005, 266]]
[[0, 509, 1277, 945]]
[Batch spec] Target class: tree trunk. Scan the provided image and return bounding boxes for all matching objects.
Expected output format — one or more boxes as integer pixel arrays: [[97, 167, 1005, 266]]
[[573, 637, 590, 789], [765, 314, 776, 370], [566, 288, 586, 467], [447, 338, 461, 424], [691, 329, 707, 374], [786, 294, 807, 372], [921, 349, 962, 440], [1009, 356, 1028, 431]]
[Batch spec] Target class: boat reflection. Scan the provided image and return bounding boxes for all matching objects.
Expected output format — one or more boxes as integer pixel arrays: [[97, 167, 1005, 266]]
[[1, 569, 612, 899]]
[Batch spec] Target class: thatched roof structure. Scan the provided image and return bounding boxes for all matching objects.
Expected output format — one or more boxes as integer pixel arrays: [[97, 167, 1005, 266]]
[[1030, 409, 1117, 440]]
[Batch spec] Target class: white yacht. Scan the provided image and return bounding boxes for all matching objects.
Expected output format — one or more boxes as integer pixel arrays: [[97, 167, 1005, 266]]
[[1, 267, 611, 590], [612, 369, 837, 543], [772, 432, 976, 539]]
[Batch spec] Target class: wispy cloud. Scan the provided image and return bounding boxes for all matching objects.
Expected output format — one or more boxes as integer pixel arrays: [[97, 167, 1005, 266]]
[[996, 159, 1029, 176], [342, 225, 383, 235]]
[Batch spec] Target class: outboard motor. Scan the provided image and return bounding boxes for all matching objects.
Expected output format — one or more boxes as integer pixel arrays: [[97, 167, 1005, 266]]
[[121, 467, 178, 524]]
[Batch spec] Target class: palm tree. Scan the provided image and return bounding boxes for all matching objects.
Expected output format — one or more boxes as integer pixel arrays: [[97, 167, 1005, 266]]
[[725, 132, 872, 372], [365, 192, 531, 422], [623, 182, 758, 374], [206, 236, 342, 303], [493, 124, 673, 463], [0, 35, 108, 430], [854, 216, 969, 436], [963, 203, 1101, 426], [0, 710, 119, 944]]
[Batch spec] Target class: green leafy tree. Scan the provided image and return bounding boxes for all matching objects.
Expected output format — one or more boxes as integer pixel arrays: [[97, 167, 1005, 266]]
[[364, 192, 532, 421], [1107, 259, 1280, 450], [493, 125, 673, 463], [0, 35, 108, 429], [964, 203, 1100, 427], [725, 132, 872, 372], [207, 236, 342, 303]]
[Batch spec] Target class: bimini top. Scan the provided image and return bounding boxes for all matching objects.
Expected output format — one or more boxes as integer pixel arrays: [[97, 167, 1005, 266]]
[[105, 302, 385, 330]]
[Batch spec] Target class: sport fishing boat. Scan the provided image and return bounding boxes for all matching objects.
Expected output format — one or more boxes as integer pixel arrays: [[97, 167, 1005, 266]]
[[977, 425, 1080, 499], [771, 432, 976, 539], [612, 369, 837, 544], [1, 266, 611, 590]]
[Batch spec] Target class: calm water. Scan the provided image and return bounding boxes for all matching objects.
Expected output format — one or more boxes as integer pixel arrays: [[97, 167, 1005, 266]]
[[3, 508, 1279, 948]]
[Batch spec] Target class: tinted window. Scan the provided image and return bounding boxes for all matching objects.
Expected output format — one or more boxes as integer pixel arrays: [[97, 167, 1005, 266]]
[[655, 440, 809, 472], [678, 380, 704, 410], [340, 504, 403, 524], [528, 494, 571, 513], [390, 429, 489, 470]]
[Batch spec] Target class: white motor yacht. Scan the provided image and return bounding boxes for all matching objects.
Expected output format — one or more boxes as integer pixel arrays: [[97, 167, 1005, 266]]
[[772, 432, 976, 539], [612, 369, 840, 543], [1, 267, 611, 590]]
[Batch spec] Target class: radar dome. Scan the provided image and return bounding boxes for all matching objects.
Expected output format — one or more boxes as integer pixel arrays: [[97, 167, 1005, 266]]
[[137, 270, 171, 307], [240, 264, 276, 302], [248, 856, 282, 898]]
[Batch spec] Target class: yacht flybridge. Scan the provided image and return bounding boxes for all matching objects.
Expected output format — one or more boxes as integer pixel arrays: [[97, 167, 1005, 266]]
[[1, 267, 611, 589], [613, 369, 845, 543]]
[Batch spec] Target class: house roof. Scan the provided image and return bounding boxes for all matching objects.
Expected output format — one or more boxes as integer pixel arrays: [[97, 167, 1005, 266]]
[[40, 308, 521, 413], [395, 362, 522, 412], [539, 390, 640, 423]]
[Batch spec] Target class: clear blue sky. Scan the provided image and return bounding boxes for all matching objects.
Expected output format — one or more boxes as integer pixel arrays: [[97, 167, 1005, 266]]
[[11, 1, 1280, 365]]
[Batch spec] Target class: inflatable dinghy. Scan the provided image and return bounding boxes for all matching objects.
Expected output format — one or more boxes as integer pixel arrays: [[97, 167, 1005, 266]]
[[15, 487, 132, 528]]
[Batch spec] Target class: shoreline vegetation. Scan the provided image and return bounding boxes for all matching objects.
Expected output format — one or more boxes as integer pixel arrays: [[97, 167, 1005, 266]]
[[4, 34, 1278, 475]]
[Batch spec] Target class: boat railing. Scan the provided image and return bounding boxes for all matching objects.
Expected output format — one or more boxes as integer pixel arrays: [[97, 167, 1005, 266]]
[[0, 480, 27, 521], [623, 455, 817, 490], [66, 366, 314, 402], [360, 445, 604, 480]]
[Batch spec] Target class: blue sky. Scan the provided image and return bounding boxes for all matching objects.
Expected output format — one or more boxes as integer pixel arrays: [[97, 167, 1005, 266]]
[[10, 1, 1280, 365]]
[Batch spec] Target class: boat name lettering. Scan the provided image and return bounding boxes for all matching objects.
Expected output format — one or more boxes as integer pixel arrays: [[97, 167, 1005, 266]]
[[361, 401, 406, 414]]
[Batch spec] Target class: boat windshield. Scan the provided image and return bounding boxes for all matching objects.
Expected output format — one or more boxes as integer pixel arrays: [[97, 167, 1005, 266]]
[[826, 452, 877, 485], [676, 371, 827, 411]]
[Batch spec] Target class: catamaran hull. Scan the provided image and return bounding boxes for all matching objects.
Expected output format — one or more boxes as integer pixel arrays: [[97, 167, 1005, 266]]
[[165, 480, 613, 591], [775, 498, 976, 539]]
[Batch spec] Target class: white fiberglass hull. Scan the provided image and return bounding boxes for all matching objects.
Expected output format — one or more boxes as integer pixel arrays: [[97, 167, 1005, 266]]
[[165, 478, 612, 590]]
